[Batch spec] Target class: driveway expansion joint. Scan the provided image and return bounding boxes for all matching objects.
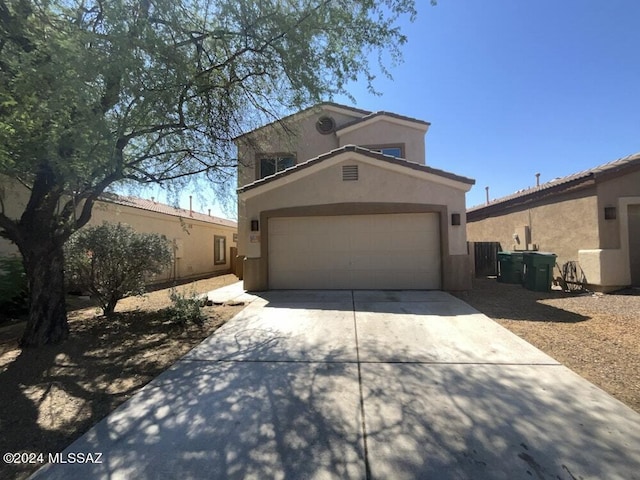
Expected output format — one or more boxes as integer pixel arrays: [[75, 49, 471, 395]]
[[352, 290, 372, 480]]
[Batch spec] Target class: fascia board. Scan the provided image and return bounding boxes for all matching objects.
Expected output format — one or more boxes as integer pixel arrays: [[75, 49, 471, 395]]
[[336, 115, 429, 137], [239, 151, 472, 200]]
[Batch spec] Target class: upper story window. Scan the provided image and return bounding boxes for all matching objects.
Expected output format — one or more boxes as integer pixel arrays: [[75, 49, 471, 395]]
[[259, 155, 296, 179], [379, 147, 402, 157], [364, 144, 404, 158]]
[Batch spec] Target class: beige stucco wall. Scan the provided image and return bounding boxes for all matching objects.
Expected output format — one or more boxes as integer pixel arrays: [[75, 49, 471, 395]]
[[236, 106, 430, 188], [596, 169, 640, 249], [0, 176, 237, 283], [466, 189, 599, 269], [576, 171, 640, 289], [238, 152, 471, 290], [467, 173, 640, 290], [236, 107, 361, 188], [336, 118, 427, 165], [240, 154, 469, 256], [89, 202, 236, 282]]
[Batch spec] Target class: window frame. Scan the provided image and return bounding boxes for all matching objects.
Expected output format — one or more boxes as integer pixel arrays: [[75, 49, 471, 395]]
[[256, 153, 296, 179], [214, 235, 227, 265], [363, 144, 405, 158]]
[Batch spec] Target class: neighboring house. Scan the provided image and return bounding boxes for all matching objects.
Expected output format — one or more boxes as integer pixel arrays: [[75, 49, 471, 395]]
[[235, 102, 475, 291], [466, 152, 640, 291], [0, 176, 237, 283]]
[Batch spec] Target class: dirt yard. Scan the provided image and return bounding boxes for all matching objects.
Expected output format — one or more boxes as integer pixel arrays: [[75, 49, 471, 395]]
[[0, 274, 244, 480], [454, 278, 640, 414]]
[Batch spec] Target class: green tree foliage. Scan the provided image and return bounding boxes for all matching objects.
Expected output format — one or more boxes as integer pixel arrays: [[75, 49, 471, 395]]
[[0, 0, 418, 346], [65, 222, 172, 316]]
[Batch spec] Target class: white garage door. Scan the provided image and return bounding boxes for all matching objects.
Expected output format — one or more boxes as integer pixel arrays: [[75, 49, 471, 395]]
[[268, 213, 441, 290]]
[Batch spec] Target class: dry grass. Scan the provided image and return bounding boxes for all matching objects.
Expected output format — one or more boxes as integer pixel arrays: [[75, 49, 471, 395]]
[[454, 278, 640, 413], [0, 274, 243, 480]]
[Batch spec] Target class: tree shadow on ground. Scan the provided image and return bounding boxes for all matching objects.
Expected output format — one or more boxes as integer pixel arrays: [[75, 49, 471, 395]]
[[361, 361, 640, 479], [453, 278, 589, 323], [0, 308, 229, 480], [30, 338, 367, 480], [25, 319, 640, 480]]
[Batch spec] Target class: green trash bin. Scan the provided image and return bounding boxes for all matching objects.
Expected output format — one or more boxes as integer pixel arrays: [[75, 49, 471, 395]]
[[497, 252, 524, 284], [523, 252, 557, 292]]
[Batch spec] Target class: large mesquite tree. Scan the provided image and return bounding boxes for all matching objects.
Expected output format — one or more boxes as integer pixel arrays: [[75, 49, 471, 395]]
[[0, 0, 418, 346]]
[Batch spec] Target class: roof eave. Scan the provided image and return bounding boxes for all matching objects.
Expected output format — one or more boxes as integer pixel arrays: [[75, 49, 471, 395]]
[[335, 113, 430, 137], [232, 102, 372, 142], [237, 145, 474, 195], [466, 177, 595, 221]]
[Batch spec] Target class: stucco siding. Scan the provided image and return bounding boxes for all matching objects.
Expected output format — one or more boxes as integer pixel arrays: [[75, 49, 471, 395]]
[[0, 176, 236, 283], [236, 109, 361, 187], [239, 155, 469, 259], [337, 119, 426, 164], [467, 192, 599, 268], [596, 169, 640, 249], [89, 202, 236, 282]]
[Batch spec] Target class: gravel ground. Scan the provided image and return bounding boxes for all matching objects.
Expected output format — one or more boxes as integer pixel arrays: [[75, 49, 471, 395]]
[[454, 278, 640, 413], [0, 274, 243, 480]]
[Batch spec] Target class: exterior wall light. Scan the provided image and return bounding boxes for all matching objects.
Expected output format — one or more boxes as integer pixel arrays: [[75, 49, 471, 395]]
[[451, 213, 461, 226], [250, 219, 260, 231]]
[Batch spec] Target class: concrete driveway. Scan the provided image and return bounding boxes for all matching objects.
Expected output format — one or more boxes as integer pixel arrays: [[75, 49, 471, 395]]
[[33, 285, 640, 479]]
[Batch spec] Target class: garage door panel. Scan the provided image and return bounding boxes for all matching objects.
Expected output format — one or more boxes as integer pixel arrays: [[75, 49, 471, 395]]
[[269, 213, 441, 290]]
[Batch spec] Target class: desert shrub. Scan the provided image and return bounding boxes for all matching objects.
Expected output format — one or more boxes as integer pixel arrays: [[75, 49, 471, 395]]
[[166, 289, 206, 327], [65, 222, 172, 315], [0, 255, 29, 316]]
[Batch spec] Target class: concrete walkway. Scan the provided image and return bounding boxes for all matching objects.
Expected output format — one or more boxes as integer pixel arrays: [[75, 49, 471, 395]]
[[33, 284, 640, 479]]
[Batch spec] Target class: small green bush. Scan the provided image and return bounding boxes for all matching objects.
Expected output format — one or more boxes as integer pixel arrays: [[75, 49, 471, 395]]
[[65, 222, 172, 316], [166, 289, 206, 328], [0, 255, 29, 316]]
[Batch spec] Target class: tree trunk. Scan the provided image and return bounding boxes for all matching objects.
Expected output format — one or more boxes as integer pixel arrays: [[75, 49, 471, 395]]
[[103, 295, 119, 317], [20, 238, 69, 347]]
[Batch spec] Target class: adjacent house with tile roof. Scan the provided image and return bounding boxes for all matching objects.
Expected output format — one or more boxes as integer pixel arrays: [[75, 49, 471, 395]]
[[235, 102, 475, 291], [0, 176, 237, 283], [466, 152, 640, 291]]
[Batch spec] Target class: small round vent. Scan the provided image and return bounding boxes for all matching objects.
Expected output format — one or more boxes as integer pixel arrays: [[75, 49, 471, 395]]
[[316, 116, 336, 134]]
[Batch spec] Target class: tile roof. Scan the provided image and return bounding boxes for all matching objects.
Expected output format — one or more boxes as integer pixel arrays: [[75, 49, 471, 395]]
[[336, 110, 431, 132], [99, 193, 237, 228], [237, 144, 475, 193], [232, 102, 372, 141], [467, 152, 640, 215]]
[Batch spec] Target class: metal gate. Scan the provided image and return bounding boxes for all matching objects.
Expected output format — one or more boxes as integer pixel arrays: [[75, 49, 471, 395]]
[[473, 242, 501, 277]]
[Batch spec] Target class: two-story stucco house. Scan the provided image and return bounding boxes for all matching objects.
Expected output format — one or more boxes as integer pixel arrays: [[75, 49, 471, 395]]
[[234, 102, 475, 291]]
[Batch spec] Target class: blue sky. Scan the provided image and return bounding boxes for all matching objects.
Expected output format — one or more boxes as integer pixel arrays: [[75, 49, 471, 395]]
[[336, 0, 640, 208], [147, 0, 639, 217]]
